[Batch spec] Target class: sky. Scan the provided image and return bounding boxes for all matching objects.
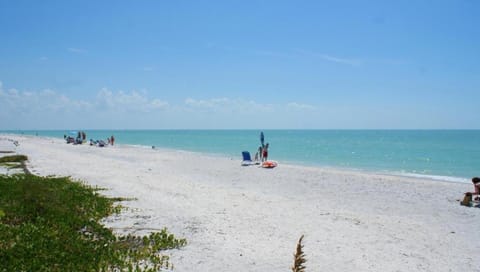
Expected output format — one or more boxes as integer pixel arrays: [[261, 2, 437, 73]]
[[0, 0, 479, 129]]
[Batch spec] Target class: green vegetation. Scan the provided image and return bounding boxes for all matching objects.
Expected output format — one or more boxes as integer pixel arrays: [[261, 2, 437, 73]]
[[0, 154, 29, 173], [0, 172, 186, 271], [0, 155, 28, 163]]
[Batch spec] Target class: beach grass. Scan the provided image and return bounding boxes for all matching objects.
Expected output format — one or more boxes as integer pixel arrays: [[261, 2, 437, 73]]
[[292, 235, 306, 272], [0, 172, 186, 271]]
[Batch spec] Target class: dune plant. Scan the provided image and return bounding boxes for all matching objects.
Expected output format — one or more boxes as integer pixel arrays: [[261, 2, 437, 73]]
[[292, 235, 306, 272], [0, 173, 186, 271]]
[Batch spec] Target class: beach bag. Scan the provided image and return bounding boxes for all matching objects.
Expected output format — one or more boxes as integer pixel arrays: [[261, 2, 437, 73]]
[[461, 193, 472, 207]]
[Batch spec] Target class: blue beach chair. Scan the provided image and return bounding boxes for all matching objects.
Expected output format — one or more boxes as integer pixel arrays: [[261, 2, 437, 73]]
[[241, 151, 253, 166]]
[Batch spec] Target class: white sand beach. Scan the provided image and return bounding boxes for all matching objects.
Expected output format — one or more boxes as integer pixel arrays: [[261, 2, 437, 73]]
[[1, 134, 479, 272]]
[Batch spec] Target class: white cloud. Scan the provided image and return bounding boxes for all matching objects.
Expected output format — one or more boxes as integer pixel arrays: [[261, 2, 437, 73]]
[[185, 97, 229, 108], [286, 102, 317, 111], [297, 50, 361, 66], [95, 88, 169, 112], [0, 81, 331, 129], [184, 97, 274, 113], [0, 83, 168, 117], [317, 54, 361, 66], [68, 47, 87, 54], [0, 82, 177, 129], [253, 50, 295, 58], [0, 85, 92, 114], [151, 99, 168, 109]]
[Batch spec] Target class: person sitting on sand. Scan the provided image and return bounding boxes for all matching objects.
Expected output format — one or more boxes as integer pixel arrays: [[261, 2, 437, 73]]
[[467, 177, 480, 199], [462, 177, 480, 206]]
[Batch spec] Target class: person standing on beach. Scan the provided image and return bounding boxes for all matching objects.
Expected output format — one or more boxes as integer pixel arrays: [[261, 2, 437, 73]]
[[262, 143, 269, 162], [110, 135, 115, 145], [257, 146, 263, 162]]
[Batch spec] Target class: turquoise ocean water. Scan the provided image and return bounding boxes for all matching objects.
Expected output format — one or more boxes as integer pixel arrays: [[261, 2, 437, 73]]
[[3, 130, 479, 182]]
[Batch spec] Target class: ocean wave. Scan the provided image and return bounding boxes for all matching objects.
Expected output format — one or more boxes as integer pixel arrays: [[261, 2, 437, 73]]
[[392, 172, 470, 183]]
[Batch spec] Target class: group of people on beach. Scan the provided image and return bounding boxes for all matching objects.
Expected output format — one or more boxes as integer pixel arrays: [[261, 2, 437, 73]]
[[64, 132, 115, 148], [64, 131, 86, 145], [254, 143, 269, 163], [107, 135, 115, 145], [252, 131, 270, 163], [89, 135, 115, 147]]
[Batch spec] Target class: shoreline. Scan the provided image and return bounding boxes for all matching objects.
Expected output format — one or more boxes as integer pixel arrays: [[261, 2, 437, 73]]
[[2, 130, 476, 182], [5, 133, 471, 184], [1, 134, 479, 271]]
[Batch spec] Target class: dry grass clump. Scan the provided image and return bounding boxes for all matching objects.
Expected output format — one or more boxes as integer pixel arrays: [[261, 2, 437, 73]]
[[0, 154, 30, 174], [292, 235, 306, 272]]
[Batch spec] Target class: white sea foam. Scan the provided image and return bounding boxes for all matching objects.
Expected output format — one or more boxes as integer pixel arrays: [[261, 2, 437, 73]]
[[392, 172, 471, 183]]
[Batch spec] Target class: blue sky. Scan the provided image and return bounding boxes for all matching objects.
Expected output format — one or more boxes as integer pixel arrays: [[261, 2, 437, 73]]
[[0, 0, 479, 129]]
